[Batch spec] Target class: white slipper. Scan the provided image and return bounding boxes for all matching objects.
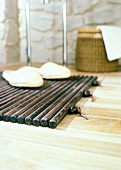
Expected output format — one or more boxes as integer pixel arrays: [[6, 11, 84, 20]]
[[39, 62, 71, 79], [2, 67, 43, 87]]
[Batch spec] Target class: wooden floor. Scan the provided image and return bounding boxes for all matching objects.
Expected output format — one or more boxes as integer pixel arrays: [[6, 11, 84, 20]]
[[0, 63, 121, 170]]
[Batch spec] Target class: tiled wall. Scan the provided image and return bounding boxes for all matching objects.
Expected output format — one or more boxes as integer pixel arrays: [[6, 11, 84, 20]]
[[1, 0, 121, 64]]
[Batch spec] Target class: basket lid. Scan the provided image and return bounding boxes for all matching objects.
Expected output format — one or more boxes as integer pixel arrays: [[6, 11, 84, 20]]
[[78, 28, 101, 33]]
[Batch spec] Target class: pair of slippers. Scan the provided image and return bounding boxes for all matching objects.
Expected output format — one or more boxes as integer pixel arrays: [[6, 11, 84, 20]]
[[2, 62, 71, 87]]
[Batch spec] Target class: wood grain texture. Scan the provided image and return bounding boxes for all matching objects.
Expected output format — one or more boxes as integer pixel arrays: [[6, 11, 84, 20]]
[[0, 63, 121, 170]]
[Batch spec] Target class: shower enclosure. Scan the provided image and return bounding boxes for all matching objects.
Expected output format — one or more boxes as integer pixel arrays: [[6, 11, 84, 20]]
[[25, 0, 67, 66]]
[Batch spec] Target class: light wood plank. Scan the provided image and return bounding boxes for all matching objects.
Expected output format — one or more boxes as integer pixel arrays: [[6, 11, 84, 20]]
[[0, 63, 121, 170]]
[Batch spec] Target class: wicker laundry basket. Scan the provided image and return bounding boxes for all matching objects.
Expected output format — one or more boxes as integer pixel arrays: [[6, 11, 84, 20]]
[[76, 28, 118, 72]]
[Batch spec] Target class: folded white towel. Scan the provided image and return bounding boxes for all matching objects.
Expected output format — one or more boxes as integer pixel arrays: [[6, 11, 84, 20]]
[[96, 25, 121, 61]]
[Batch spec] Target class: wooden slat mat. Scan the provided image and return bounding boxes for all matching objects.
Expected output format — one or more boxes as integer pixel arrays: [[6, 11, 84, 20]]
[[0, 72, 98, 128]]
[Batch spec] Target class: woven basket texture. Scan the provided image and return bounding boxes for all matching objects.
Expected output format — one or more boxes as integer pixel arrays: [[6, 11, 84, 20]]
[[76, 28, 118, 72]]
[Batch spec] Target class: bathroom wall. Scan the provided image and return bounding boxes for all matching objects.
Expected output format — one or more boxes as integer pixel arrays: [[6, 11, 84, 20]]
[[18, 0, 121, 64], [0, 0, 121, 64], [0, 0, 19, 64]]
